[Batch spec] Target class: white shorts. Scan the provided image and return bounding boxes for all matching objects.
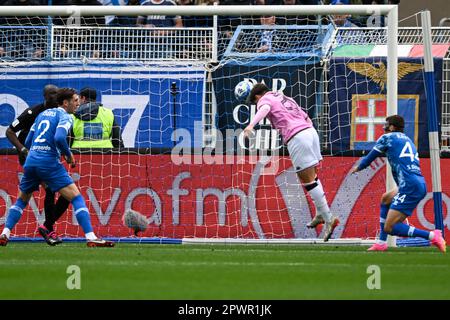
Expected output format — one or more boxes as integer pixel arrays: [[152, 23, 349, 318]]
[[287, 127, 323, 172]]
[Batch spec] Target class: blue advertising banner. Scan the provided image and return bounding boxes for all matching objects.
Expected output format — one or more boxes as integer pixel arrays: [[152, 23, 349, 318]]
[[328, 57, 443, 153], [0, 62, 205, 149]]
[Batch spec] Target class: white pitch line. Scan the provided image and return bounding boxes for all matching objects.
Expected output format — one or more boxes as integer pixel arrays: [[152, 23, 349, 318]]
[[0, 260, 448, 269]]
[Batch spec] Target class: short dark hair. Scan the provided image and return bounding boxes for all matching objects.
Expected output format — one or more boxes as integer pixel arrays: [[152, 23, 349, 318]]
[[80, 87, 97, 102], [43, 84, 58, 96], [43, 84, 58, 104], [57, 88, 77, 106], [248, 83, 270, 104], [385, 115, 404, 132]]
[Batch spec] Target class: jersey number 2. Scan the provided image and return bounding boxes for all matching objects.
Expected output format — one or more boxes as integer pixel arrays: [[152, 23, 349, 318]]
[[399, 141, 419, 162], [34, 120, 50, 143]]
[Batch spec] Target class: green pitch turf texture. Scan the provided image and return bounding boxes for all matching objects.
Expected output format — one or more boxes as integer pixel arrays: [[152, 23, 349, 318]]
[[0, 243, 449, 299]]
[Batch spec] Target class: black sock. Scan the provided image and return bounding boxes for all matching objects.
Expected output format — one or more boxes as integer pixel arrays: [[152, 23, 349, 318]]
[[43, 188, 56, 232], [52, 196, 70, 226], [44, 193, 70, 232]]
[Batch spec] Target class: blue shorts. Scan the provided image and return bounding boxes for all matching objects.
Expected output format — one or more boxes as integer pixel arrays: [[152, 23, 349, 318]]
[[20, 164, 74, 194], [390, 183, 427, 216]]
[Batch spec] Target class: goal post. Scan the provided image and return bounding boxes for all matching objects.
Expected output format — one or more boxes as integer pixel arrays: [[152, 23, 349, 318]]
[[0, 4, 420, 245], [421, 10, 444, 236]]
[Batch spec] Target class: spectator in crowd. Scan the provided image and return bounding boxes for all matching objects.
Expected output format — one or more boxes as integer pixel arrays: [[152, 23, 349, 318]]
[[0, 0, 47, 60], [51, 0, 106, 26], [221, 0, 254, 27], [136, 0, 184, 59], [330, 0, 363, 27], [0, 0, 45, 26], [276, 0, 320, 25], [72, 0, 107, 26], [50, 0, 106, 59], [105, 0, 141, 58], [258, 15, 276, 53], [137, 0, 183, 28], [363, 0, 386, 26], [107, 0, 140, 27], [273, 0, 319, 4], [330, 0, 349, 4], [177, 0, 215, 59], [70, 87, 124, 148], [178, 0, 213, 28]]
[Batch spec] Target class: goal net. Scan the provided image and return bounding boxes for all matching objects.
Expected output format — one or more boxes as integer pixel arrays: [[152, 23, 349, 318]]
[[1, 5, 444, 245]]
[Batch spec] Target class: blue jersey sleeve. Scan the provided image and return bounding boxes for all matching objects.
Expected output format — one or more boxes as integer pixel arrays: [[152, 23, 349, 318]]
[[373, 134, 389, 153], [357, 148, 383, 171], [357, 134, 388, 171], [57, 112, 73, 134], [54, 112, 73, 158], [55, 128, 71, 158]]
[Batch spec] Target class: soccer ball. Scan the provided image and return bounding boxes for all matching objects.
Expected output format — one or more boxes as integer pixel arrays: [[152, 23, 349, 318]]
[[234, 80, 253, 102], [122, 209, 149, 236]]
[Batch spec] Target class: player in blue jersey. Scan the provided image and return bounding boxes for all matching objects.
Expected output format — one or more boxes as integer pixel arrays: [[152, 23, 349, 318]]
[[0, 88, 114, 247], [351, 115, 446, 252]]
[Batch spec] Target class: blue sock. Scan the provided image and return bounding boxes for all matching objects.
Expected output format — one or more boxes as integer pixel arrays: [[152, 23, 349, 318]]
[[71, 194, 93, 234], [391, 222, 430, 240], [379, 204, 389, 242], [5, 198, 28, 230]]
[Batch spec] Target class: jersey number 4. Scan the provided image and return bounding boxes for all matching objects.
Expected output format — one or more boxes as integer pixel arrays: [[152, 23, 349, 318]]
[[399, 141, 419, 162]]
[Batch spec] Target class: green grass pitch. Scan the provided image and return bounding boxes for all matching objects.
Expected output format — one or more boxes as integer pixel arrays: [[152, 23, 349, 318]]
[[0, 243, 449, 299]]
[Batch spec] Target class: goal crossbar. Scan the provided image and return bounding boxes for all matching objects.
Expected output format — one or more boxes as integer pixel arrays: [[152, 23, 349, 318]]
[[0, 5, 397, 17]]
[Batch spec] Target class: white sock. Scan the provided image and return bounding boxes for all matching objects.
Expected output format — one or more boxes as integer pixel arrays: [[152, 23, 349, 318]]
[[429, 231, 435, 240], [305, 180, 332, 223], [376, 239, 387, 245], [1, 228, 11, 238], [85, 232, 97, 240]]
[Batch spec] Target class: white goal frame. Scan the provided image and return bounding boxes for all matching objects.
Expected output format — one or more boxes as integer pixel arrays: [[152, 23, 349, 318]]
[[0, 4, 400, 245]]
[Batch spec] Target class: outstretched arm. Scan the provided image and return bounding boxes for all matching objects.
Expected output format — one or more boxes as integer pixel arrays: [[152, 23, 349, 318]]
[[351, 148, 383, 173]]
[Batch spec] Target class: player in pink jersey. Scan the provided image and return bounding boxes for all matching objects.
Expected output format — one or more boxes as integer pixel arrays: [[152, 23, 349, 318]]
[[243, 83, 339, 241]]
